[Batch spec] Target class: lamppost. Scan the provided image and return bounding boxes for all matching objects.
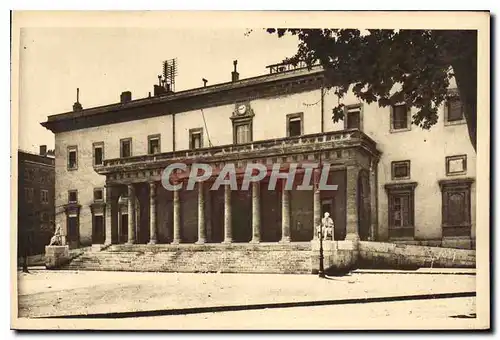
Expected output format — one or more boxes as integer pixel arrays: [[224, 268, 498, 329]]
[[318, 204, 325, 278]]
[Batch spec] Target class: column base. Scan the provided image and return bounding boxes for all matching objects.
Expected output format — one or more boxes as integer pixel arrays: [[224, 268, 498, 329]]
[[148, 240, 157, 245], [195, 239, 206, 245], [249, 239, 260, 244], [345, 233, 360, 241], [222, 239, 233, 244], [279, 237, 291, 243], [126, 241, 136, 245], [171, 240, 181, 245]]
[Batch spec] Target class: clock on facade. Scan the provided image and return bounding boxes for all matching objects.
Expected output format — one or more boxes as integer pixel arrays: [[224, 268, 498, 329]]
[[237, 104, 247, 115]]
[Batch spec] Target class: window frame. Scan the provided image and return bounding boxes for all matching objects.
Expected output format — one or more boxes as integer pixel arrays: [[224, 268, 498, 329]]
[[444, 89, 466, 126], [68, 190, 78, 204], [25, 187, 34, 203], [446, 154, 467, 176], [391, 160, 411, 180], [120, 138, 132, 158], [343, 104, 363, 131], [390, 103, 411, 133], [147, 134, 161, 155], [188, 128, 204, 150], [233, 121, 253, 145], [286, 112, 304, 137], [93, 187, 104, 202], [92, 141, 104, 166], [67, 145, 78, 170], [385, 182, 418, 239], [40, 189, 49, 205]]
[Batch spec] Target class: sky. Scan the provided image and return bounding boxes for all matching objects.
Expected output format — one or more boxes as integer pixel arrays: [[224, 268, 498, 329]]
[[17, 27, 300, 153]]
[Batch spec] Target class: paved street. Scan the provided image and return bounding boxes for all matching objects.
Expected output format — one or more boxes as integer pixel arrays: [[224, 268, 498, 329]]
[[16, 269, 476, 326]]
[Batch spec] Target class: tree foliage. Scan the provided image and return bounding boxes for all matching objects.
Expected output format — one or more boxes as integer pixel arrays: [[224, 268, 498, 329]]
[[267, 29, 477, 150]]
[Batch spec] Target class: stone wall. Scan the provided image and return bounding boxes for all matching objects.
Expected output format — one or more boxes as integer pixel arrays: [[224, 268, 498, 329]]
[[358, 241, 475, 269]]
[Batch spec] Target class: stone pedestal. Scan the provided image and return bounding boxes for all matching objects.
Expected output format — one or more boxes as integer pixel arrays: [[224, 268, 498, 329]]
[[310, 240, 359, 274], [44, 245, 70, 269]]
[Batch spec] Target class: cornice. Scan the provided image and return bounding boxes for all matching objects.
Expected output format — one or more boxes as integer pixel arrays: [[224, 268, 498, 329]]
[[41, 68, 325, 133]]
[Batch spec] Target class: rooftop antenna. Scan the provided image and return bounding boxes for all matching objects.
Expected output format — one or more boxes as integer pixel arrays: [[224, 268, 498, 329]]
[[202, 78, 208, 87], [163, 58, 178, 92]]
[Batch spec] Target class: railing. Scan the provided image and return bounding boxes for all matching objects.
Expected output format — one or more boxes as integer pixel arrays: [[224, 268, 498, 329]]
[[100, 129, 376, 168], [266, 60, 320, 74]]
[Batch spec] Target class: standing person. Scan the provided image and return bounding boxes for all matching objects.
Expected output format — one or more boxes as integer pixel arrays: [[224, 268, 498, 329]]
[[321, 212, 334, 240]]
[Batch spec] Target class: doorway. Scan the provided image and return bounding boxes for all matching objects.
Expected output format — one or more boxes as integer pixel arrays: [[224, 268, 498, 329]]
[[120, 213, 128, 243], [92, 215, 105, 244]]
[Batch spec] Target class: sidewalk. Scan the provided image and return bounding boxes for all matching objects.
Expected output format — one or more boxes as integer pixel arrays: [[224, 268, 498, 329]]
[[17, 270, 476, 318]]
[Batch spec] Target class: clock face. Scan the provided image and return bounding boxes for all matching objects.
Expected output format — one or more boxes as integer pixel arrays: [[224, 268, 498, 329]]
[[237, 104, 247, 115]]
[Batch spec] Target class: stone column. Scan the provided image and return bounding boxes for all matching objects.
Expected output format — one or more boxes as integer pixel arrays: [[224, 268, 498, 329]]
[[250, 181, 261, 243], [369, 160, 379, 241], [196, 181, 206, 244], [206, 185, 212, 243], [280, 180, 291, 243], [346, 165, 360, 241], [148, 182, 157, 245], [223, 184, 232, 243], [172, 186, 181, 244], [104, 184, 113, 245], [127, 184, 136, 244]]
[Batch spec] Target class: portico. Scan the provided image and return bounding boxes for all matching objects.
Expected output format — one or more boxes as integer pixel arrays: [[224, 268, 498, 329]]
[[94, 129, 380, 247]]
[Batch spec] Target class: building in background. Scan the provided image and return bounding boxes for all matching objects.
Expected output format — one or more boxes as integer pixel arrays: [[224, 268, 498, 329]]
[[40, 59, 476, 272], [18, 146, 55, 260]]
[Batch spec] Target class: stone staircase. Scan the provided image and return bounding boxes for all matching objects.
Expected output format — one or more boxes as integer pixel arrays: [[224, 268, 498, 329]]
[[63, 243, 313, 274]]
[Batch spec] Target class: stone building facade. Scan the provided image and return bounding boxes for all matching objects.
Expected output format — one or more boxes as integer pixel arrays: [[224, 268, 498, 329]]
[[18, 146, 55, 257], [41, 62, 476, 258]]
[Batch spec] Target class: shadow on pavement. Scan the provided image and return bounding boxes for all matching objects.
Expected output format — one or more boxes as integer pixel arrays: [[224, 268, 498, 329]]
[[36, 291, 476, 320]]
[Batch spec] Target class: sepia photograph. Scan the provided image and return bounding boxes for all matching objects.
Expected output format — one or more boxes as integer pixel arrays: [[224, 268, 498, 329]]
[[10, 10, 490, 330]]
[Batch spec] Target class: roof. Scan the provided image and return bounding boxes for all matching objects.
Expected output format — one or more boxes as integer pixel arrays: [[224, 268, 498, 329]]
[[41, 65, 325, 133]]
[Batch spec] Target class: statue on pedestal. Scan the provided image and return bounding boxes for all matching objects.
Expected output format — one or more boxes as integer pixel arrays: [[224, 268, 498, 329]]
[[321, 212, 335, 241], [49, 224, 64, 246]]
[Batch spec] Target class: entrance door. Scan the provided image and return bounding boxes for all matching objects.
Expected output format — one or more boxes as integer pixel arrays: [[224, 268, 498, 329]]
[[67, 215, 79, 248], [92, 215, 105, 244], [120, 213, 128, 243]]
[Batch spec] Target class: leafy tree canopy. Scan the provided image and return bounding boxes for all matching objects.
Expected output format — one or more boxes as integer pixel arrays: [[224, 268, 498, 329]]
[[267, 29, 477, 150]]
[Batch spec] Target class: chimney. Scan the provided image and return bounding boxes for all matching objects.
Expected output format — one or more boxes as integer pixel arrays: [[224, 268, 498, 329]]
[[39, 145, 47, 156], [231, 60, 239, 82], [73, 87, 82, 111], [202, 78, 208, 87], [120, 91, 132, 103]]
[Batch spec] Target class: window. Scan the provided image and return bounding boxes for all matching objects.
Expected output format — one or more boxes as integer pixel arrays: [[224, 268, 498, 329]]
[[189, 128, 203, 149], [23, 169, 29, 180], [391, 160, 411, 180], [67, 146, 78, 170], [235, 124, 251, 144], [287, 113, 303, 137], [344, 104, 362, 130], [391, 104, 410, 132], [446, 155, 467, 176], [94, 188, 104, 202], [148, 135, 161, 154], [385, 182, 417, 238], [68, 190, 78, 203], [444, 89, 466, 126], [120, 138, 132, 158], [439, 178, 474, 237], [25, 187, 34, 203], [41, 212, 49, 223], [93, 142, 104, 166], [41, 189, 49, 204]]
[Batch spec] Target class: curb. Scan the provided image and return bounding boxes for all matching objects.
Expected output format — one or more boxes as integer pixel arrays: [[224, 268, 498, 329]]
[[37, 291, 476, 319], [353, 269, 476, 275]]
